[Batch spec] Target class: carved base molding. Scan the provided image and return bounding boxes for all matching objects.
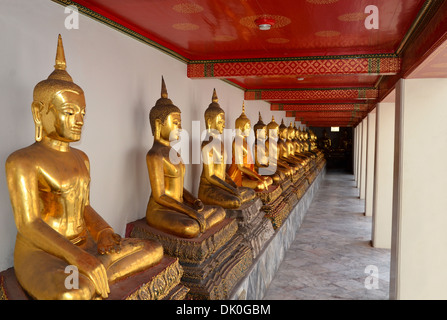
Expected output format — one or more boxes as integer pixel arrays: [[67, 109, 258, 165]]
[[225, 198, 275, 259], [128, 218, 252, 300]]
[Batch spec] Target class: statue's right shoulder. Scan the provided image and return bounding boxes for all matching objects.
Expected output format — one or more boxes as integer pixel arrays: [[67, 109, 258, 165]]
[[5, 143, 41, 172]]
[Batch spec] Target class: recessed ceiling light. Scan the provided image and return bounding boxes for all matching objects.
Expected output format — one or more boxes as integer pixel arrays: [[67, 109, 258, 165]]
[[255, 17, 276, 30]]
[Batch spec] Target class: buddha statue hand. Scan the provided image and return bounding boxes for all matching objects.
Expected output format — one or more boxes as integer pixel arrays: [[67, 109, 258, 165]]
[[232, 188, 242, 198], [193, 199, 205, 212], [97, 228, 122, 255], [73, 250, 110, 299], [263, 180, 269, 190], [195, 211, 207, 233]]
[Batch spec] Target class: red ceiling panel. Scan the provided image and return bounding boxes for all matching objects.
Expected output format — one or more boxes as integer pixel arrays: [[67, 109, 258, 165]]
[[65, 0, 446, 127], [72, 0, 426, 60]]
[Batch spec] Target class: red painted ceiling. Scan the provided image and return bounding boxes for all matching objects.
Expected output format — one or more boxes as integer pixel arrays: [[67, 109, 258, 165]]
[[68, 0, 447, 127]]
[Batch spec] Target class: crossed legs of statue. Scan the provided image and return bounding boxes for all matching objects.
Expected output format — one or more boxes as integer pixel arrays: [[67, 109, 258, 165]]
[[13, 233, 163, 300]]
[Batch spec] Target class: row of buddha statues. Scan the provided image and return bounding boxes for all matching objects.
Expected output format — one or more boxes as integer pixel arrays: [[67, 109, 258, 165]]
[[2, 35, 325, 300]]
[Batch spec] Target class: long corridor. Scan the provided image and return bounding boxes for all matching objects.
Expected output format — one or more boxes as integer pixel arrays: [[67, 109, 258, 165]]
[[263, 169, 391, 300]]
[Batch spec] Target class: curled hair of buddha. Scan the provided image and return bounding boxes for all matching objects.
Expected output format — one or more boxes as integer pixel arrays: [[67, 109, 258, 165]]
[[279, 119, 288, 135], [266, 115, 279, 132], [288, 122, 296, 134], [149, 76, 181, 136], [33, 34, 84, 108], [235, 101, 250, 129], [254, 112, 266, 136], [204, 88, 225, 128]]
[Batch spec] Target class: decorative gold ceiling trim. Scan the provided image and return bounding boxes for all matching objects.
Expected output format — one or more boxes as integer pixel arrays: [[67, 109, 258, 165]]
[[395, 0, 443, 56]]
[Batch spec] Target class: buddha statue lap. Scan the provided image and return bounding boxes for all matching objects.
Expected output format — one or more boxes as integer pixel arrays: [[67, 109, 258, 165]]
[[198, 89, 256, 210], [4, 35, 178, 300]]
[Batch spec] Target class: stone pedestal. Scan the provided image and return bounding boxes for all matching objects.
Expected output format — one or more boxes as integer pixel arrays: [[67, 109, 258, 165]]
[[128, 218, 252, 300], [279, 178, 298, 224], [256, 184, 287, 230], [0, 256, 188, 300], [225, 198, 275, 260]]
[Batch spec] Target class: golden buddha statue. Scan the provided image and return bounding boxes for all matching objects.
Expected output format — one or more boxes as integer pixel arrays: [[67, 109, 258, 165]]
[[297, 126, 316, 159], [302, 128, 310, 152], [145, 78, 226, 238], [265, 116, 294, 179], [227, 103, 273, 191], [5, 35, 163, 300], [321, 129, 332, 153], [288, 123, 310, 165], [278, 120, 304, 174], [253, 112, 285, 184], [198, 89, 256, 209], [288, 122, 309, 166]]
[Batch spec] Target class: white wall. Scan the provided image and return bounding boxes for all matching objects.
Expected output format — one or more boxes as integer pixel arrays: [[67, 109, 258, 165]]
[[371, 102, 395, 249], [364, 108, 376, 217], [391, 78, 447, 299], [0, 0, 287, 271], [359, 118, 368, 198]]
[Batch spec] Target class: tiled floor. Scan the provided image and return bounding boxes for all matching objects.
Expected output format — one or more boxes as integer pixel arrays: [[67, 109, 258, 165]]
[[263, 169, 391, 300]]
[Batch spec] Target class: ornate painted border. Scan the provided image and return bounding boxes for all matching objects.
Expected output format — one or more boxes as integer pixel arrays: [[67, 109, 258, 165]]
[[271, 103, 370, 112], [187, 57, 401, 78], [286, 111, 364, 119], [245, 88, 378, 101]]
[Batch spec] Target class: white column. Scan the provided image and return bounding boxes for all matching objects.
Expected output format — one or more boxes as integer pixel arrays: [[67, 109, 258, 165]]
[[365, 109, 376, 216], [354, 126, 358, 181], [356, 121, 363, 189], [371, 103, 395, 249], [359, 118, 368, 199], [390, 78, 447, 300]]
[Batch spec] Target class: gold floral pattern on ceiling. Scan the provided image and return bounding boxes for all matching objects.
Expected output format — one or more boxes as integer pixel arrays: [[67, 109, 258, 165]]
[[172, 23, 200, 31], [338, 12, 369, 22], [315, 30, 341, 37], [267, 38, 290, 44], [213, 35, 237, 42], [172, 3, 204, 14]]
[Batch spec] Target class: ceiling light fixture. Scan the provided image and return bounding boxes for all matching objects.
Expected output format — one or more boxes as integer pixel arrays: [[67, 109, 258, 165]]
[[255, 17, 276, 30], [297, 77, 305, 81]]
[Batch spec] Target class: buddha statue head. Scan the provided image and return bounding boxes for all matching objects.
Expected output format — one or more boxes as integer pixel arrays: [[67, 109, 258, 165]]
[[253, 112, 266, 140], [204, 88, 225, 134], [149, 77, 182, 143], [31, 34, 86, 144], [279, 119, 288, 140], [235, 102, 251, 137], [266, 116, 279, 140], [288, 122, 295, 140], [295, 124, 301, 141]]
